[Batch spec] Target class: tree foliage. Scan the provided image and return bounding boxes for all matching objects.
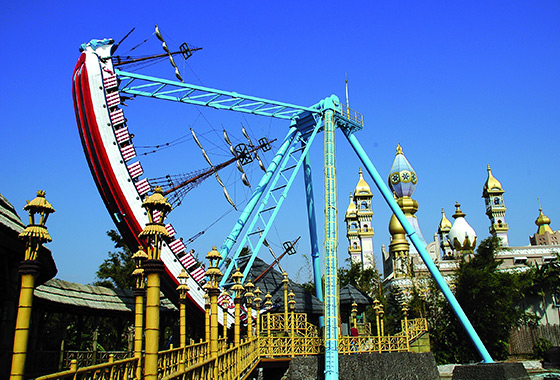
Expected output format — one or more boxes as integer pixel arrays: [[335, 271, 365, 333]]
[[93, 230, 136, 290], [429, 237, 532, 363], [338, 260, 381, 297]]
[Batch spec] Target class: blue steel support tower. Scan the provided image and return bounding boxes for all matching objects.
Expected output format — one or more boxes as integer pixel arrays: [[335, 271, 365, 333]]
[[115, 68, 494, 378]]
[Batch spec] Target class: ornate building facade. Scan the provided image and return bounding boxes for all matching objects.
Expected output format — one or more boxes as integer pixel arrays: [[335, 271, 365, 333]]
[[368, 148, 560, 324]]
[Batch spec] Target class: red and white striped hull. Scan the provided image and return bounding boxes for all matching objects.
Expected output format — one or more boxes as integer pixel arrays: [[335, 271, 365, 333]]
[[72, 40, 226, 319]]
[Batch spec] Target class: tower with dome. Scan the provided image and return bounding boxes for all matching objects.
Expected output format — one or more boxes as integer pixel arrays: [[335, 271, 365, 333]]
[[345, 169, 375, 269]]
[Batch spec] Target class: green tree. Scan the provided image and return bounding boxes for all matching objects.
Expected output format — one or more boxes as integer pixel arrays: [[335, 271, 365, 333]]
[[338, 260, 381, 297], [93, 230, 136, 289], [429, 237, 530, 363], [523, 257, 560, 325]]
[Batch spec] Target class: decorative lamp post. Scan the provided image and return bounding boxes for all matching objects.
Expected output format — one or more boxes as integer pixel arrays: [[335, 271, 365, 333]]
[[379, 303, 385, 337], [244, 280, 255, 340], [131, 246, 148, 380], [221, 290, 230, 341], [203, 287, 210, 343], [10, 190, 54, 380], [177, 269, 190, 348], [373, 299, 381, 353], [205, 246, 223, 358], [253, 287, 262, 338], [264, 292, 273, 354], [402, 303, 410, 351], [373, 300, 380, 336], [264, 292, 272, 335], [351, 301, 358, 330], [288, 290, 296, 357], [231, 269, 244, 347], [282, 272, 289, 332], [138, 187, 172, 380]]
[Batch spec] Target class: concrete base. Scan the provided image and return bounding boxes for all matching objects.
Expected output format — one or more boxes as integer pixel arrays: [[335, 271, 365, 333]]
[[287, 352, 440, 380], [451, 363, 530, 380]]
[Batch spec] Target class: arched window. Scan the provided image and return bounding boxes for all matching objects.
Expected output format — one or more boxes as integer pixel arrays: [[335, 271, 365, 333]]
[[363, 225, 368, 232], [361, 201, 368, 210]]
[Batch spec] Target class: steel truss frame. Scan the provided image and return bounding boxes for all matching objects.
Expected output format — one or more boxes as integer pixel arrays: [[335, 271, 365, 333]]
[[116, 69, 493, 379]]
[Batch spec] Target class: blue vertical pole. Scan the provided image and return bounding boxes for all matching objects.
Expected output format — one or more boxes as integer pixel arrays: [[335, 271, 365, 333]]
[[343, 130, 493, 363], [323, 105, 339, 380], [303, 153, 324, 327]]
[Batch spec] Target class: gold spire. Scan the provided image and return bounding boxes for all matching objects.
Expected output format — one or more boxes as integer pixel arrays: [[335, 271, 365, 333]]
[[452, 202, 466, 219], [535, 205, 553, 235], [354, 168, 372, 195], [345, 193, 357, 218], [438, 208, 452, 232], [483, 165, 504, 195], [396, 144, 403, 155]]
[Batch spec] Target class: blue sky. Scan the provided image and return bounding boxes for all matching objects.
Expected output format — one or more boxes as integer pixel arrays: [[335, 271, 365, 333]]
[[1, 1, 559, 285]]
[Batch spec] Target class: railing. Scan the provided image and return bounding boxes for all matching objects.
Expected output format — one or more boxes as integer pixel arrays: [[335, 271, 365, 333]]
[[35, 317, 428, 379], [161, 339, 259, 380], [339, 335, 408, 354], [157, 339, 210, 378], [397, 318, 429, 341], [335, 103, 364, 126], [259, 335, 323, 357], [260, 313, 319, 337], [62, 350, 131, 369], [35, 354, 138, 380]]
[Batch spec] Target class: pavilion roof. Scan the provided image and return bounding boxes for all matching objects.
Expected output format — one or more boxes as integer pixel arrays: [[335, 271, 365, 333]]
[[35, 278, 177, 314]]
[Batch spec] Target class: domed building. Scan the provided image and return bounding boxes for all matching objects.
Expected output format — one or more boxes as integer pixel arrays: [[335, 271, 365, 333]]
[[346, 146, 560, 324]]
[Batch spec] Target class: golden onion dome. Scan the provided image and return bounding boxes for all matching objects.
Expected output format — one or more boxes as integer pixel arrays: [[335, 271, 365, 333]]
[[483, 165, 504, 195], [439, 208, 453, 232], [354, 168, 372, 196], [389, 214, 405, 235], [535, 208, 554, 235], [345, 194, 357, 218]]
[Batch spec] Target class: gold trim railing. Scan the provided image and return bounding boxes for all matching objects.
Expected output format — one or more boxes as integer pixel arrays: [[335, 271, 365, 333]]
[[161, 338, 259, 380], [339, 335, 409, 354], [35, 354, 138, 380], [35, 317, 428, 379]]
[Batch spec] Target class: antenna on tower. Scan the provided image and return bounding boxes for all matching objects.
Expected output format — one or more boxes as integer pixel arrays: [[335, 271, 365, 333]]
[[344, 73, 350, 114], [345, 73, 350, 117]]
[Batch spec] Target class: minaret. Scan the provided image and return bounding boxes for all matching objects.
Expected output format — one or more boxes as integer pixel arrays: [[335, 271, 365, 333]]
[[482, 165, 509, 246], [448, 202, 477, 258], [438, 208, 453, 259], [345, 169, 375, 269], [530, 200, 560, 246], [345, 193, 361, 264]]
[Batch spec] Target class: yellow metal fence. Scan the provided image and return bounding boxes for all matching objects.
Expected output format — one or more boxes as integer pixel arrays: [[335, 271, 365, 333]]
[[36, 316, 428, 379]]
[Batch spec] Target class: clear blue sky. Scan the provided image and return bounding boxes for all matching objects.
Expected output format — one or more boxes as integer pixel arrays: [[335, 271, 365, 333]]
[[1, 1, 559, 285]]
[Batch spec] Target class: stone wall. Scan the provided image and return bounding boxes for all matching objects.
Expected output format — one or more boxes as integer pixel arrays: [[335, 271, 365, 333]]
[[286, 352, 440, 380]]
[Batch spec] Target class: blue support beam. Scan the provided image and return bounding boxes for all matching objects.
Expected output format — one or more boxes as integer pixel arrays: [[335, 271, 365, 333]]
[[303, 153, 324, 327], [219, 126, 299, 285], [116, 69, 317, 120]]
